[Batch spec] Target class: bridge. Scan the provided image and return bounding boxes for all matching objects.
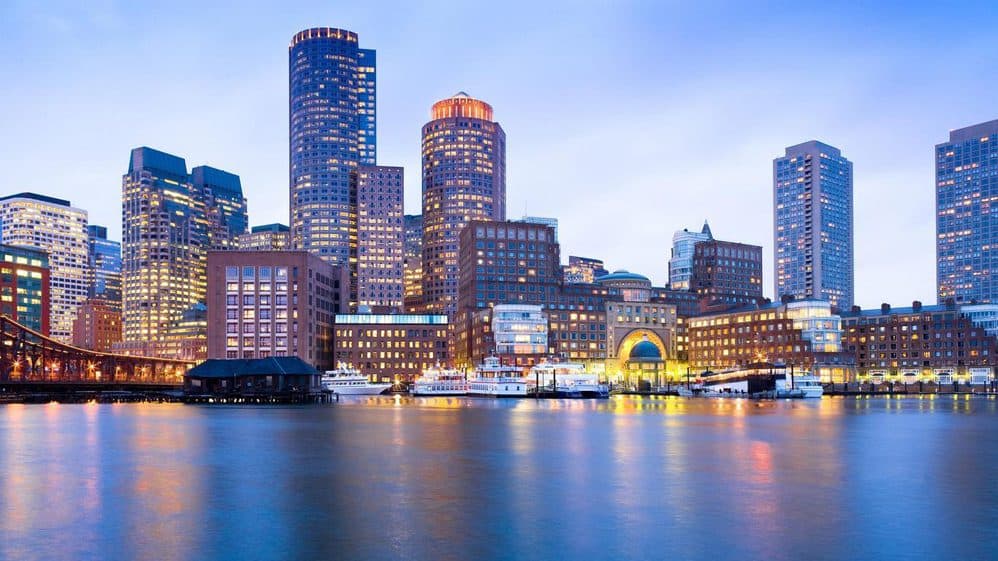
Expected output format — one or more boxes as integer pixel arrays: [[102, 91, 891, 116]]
[[0, 315, 194, 388]]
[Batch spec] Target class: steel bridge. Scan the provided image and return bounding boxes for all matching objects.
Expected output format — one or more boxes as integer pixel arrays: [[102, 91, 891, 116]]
[[0, 316, 194, 386]]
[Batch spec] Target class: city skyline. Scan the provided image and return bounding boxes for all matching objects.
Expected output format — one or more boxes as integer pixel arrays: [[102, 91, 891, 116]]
[[3, 2, 998, 307]]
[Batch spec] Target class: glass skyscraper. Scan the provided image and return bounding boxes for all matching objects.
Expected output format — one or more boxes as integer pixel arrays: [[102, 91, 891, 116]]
[[288, 27, 376, 264], [421, 92, 506, 315], [87, 225, 122, 311], [668, 222, 713, 290], [773, 141, 854, 311], [191, 165, 248, 250], [936, 119, 998, 304]]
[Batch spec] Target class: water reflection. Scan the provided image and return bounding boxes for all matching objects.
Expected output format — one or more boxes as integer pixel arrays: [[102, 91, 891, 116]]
[[1, 396, 998, 561]]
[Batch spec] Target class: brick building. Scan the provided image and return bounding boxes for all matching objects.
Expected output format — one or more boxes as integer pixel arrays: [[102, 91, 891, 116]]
[[332, 314, 449, 382]]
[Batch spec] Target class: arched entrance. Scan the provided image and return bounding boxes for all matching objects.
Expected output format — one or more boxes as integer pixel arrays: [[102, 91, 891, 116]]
[[615, 330, 668, 390]]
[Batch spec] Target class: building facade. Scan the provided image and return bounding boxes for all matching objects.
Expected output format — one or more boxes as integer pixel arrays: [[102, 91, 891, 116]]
[[191, 165, 248, 250], [353, 165, 403, 311], [936, 119, 998, 304], [87, 225, 122, 311], [289, 27, 376, 262], [563, 256, 607, 284], [72, 299, 122, 352], [421, 92, 506, 315], [206, 251, 349, 370], [691, 239, 763, 313], [0, 244, 49, 334], [669, 222, 713, 290], [841, 301, 997, 383], [332, 314, 448, 381], [237, 224, 290, 251], [0, 193, 89, 342], [403, 214, 424, 311], [774, 141, 854, 310]]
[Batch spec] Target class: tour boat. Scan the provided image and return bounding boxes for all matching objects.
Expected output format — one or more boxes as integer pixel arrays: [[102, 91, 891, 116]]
[[528, 361, 609, 398], [467, 356, 528, 397], [321, 365, 392, 395], [411, 365, 468, 396]]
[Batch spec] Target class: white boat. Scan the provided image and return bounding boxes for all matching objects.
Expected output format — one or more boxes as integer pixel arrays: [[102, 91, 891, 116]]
[[528, 361, 609, 398], [467, 357, 528, 397], [787, 373, 824, 398], [411, 365, 468, 396], [321, 365, 392, 395]]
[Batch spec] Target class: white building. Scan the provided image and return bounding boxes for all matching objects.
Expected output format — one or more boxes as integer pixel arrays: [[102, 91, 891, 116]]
[[492, 304, 548, 356], [668, 222, 712, 290]]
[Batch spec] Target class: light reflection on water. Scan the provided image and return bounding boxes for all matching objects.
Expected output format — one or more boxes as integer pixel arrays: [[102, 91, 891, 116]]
[[1, 396, 997, 561]]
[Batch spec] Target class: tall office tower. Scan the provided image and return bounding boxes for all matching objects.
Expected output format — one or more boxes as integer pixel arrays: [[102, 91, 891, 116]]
[[691, 239, 763, 312], [668, 222, 712, 290], [421, 92, 506, 315], [403, 214, 423, 311], [87, 225, 122, 311], [0, 244, 50, 334], [121, 147, 210, 356], [352, 165, 403, 311], [0, 193, 89, 342], [289, 27, 376, 262], [191, 165, 248, 250], [773, 141, 854, 310], [936, 119, 998, 304], [237, 224, 290, 251]]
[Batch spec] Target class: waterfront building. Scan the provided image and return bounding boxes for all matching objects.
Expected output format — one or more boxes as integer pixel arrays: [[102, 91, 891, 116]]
[[289, 27, 376, 263], [353, 165, 403, 311], [0, 193, 89, 342], [688, 299, 855, 382], [237, 224, 290, 251], [421, 92, 506, 315], [668, 222, 712, 290], [773, 141, 854, 310], [191, 165, 248, 250], [840, 301, 997, 384], [184, 356, 323, 396], [691, 239, 763, 313], [72, 299, 122, 352], [403, 214, 423, 311], [0, 244, 49, 334], [206, 250, 348, 371], [936, 119, 998, 304], [597, 271, 678, 383], [461, 304, 549, 369], [960, 304, 998, 338], [87, 225, 122, 312], [563, 256, 608, 285], [332, 314, 449, 381]]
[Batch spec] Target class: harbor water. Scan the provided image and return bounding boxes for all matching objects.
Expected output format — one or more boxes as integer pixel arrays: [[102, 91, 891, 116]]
[[2, 395, 997, 561]]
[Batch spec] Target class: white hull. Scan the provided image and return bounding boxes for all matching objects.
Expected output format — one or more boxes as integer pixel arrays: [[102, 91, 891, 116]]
[[328, 383, 392, 395], [411, 382, 468, 396], [467, 379, 528, 397]]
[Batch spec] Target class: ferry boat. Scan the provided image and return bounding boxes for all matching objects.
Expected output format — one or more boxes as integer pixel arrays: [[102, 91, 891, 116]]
[[697, 362, 789, 397], [321, 365, 392, 395], [411, 365, 468, 396], [528, 361, 609, 398], [467, 356, 528, 397]]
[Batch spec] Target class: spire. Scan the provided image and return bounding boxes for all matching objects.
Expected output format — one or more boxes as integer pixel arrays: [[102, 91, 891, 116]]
[[701, 220, 713, 238]]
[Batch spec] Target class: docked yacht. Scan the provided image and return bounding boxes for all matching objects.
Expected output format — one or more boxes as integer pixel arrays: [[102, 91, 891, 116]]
[[467, 356, 528, 397], [528, 361, 609, 398], [321, 365, 392, 395], [411, 365, 468, 396], [786, 372, 824, 398]]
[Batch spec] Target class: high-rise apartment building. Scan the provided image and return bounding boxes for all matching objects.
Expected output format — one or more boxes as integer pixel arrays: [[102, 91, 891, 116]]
[[0, 244, 50, 334], [191, 165, 248, 250], [289, 27, 376, 262], [87, 225, 122, 311], [352, 165, 403, 311], [669, 222, 712, 290], [936, 119, 998, 304], [422, 92, 506, 315], [403, 214, 424, 311], [774, 141, 854, 310], [237, 224, 290, 251], [0, 193, 89, 342]]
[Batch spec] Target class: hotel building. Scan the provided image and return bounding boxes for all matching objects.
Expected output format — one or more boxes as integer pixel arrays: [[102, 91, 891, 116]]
[[352, 165, 404, 311], [332, 314, 449, 381], [289, 27, 376, 262], [774, 141, 854, 310], [421, 92, 506, 315], [936, 119, 998, 304], [0, 193, 89, 342], [0, 244, 49, 334], [206, 251, 349, 370]]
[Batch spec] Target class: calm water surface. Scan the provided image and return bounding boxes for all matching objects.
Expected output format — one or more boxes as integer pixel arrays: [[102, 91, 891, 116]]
[[2, 395, 998, 561]]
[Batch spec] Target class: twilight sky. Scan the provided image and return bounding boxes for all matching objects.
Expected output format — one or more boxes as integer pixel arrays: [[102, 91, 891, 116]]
[[2, 0, 996, 307]]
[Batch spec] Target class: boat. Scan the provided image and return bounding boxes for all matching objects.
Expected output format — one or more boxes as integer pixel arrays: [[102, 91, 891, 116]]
[[321, 365, 392, 395], [785, 372, 824, 398], [467, 356, 528, 397], [411, 365, 468, 396], [528, 361, 609, 398], [697, 362, 788, 397]]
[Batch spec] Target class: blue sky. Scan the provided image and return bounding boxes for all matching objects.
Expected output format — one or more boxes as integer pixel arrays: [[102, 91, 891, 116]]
[[2, 1, 996, 307]]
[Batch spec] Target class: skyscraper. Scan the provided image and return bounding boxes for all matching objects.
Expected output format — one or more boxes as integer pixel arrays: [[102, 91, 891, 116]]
[[936, 119, 998, 304], [668, 222, 713, 290], [403, 214, 423, 311], [421, 92, 506, 315], [191, 165, 248, 250], [0, 193, 89, 342], [773, 141, 854, 310], [352, 165, 403, 311], [289, 27, 376, 263], [87, 225, 122, 311]]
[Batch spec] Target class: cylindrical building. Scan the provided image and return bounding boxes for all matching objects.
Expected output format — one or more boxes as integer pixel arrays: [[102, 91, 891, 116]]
[[288, 27, 376, 264], [420, 92, 506, 315]]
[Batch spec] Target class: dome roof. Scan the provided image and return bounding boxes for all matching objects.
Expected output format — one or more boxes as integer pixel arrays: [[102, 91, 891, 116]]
[[629, 339, 662, 360], [595, 270, 650, 283]]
